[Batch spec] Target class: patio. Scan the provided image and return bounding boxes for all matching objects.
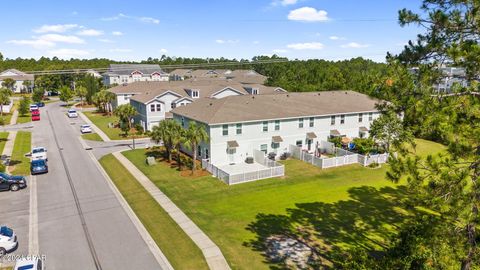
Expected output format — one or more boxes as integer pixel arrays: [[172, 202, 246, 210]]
[[218, 162, 269, 175]]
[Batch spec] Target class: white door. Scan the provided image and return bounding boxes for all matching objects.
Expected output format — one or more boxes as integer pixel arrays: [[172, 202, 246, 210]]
[[228, 148, 236, 163]]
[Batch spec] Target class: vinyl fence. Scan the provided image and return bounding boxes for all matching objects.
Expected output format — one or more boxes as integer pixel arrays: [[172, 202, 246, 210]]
[[357, 153, 389, 166], [201, 155, 285, 185]]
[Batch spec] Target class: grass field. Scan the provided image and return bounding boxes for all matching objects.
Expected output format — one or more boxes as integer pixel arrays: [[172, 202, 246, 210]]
[[99, 154, 209, 270], [83, 111, 145, 140], [122, 139, 446, 269], [10, 131, 32, 175], [0, 132, 9, 155], [81, 133, 103, 141]]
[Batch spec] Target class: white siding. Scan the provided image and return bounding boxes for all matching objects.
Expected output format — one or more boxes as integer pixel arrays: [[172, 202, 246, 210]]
[[211, 88, 243, 99]]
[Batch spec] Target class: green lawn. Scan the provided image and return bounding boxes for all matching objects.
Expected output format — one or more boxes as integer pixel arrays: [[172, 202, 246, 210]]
[[99, 155, 209, 270], [10, 131, 32, 175], [0, 132, 9, 155], [83, 111, 130, 140], [81, 133, 103, 141], [122, 139, 446, 269]]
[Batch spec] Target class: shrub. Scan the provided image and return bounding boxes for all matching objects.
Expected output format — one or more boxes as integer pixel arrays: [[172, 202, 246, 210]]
[[0, 117, 5, 126], [0, 163, 5, 172], [328, 136, 342, 148], [352, 137, 376, 155], [368, 162, 379, 168], [18, 96, 31, 116]]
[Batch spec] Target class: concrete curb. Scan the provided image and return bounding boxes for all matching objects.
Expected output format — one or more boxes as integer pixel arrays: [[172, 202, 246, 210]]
[[113, 150, 231, 270], [86, 142, 174, 270], [77, 111, 111, 142]]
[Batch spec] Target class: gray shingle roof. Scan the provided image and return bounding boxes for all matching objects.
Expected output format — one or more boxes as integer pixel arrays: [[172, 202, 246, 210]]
[[172, 91, 382, 125], [106, 64, 165, 76]]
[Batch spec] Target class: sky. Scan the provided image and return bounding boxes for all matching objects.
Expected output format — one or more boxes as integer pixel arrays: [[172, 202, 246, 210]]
[[0, 0, 425, 62]]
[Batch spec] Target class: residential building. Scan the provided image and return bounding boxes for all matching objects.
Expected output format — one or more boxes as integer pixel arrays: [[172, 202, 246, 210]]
[[0, 69, 34, 93], [225, 69, 267, 84], [433, 67, 469, 93], [103, 64, 169, 86], [169, 69, 265, 84], [111, 80, 287, 130], [172, 91, 382, 166], [85, 69, 102, 78]]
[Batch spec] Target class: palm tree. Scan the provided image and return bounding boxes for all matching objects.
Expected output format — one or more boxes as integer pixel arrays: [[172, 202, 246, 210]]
[[183, 121, 209, 173], [151, 120, 183, 163], [75, 86, 88, 107], [113, 104, 137, 133], [0, 87, 12, 116], [105, 91, 116, 114]]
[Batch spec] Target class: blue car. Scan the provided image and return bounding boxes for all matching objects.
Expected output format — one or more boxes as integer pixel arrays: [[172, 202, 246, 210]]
[[36, 102, 45, 108], [0, 173, 27, 191], [30, 159, 48, 175]]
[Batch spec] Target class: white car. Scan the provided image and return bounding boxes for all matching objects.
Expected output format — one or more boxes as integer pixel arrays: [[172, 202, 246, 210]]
[[29, 104, 39, 112], [80, 124, 92, 134], [31, 147, 47, 161], [14, 257, 45, 270], [0, 226, 17, 256], [67, 109, 78, 118]]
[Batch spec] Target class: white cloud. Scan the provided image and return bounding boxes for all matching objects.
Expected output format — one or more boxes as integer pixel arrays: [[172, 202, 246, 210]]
[[39, 34, 85, 44], [102, 13, 159, 24], [47, 48, 90, 58], [340, 42, 370, 48], [271, 0, 298, 6], [139, 17, 160, 24], [272, 49, 288, 53], [288, 7, 329, 22], [7, 39, 55, 49], [109, 48, 132, 53], [215, 39, 238, 44], [287, 42, 324, 50], [33, 24, 79, 33], [98, 38, 114, 43], [159, 48, 168, 53], [329, 36, 346, 40], [77, 29, 104, 36], [112, 31, 123, 36]]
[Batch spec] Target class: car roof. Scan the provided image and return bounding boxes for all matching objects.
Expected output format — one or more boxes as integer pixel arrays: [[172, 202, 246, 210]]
[[81, 124, 90, 127], [32, 147, 45, 150], [68, 109, 77, 112], [31, 160, 46, 165]]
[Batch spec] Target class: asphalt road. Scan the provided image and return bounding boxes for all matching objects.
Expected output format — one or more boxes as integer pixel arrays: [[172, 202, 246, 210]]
[[32, 103, 161, 269]]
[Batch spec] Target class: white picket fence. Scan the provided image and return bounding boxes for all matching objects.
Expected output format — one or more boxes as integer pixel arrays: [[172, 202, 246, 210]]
[[201, 155, 285, 185], [289, 142, 388, 169]]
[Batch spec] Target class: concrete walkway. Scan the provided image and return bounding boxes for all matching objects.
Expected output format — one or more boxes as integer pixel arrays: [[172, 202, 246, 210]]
[[113, 151, 231, 270], [78, 111, 111, 142], [2, 131, 17, 172], [9, 110, 18, 125]]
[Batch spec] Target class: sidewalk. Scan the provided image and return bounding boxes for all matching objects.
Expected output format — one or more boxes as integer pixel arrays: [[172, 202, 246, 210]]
[[113, 151, 231, 270], [78, 111, 111, 142], [2, 131, 17, 172], [9, 110, 18, 125]]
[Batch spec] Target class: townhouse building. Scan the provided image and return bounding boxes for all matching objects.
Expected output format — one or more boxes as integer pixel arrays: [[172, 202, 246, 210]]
[[0, 69, 34, 93], [103, 64, 169, 86]]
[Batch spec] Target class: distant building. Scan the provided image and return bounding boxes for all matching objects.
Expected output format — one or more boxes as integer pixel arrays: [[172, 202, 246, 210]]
[[0, 69, 34, 93], [169, 69, 266, 84], [433, 67, 469, 93], [103, 64, 169, 86], [86, 69, 102, 78]]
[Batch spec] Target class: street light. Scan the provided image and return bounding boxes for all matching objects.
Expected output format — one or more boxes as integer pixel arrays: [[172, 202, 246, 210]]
[[131, 118, 136, 150]]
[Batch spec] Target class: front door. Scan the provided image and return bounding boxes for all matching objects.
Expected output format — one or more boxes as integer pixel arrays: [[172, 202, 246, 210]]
[[307, 139, 312, 151], [228, 148, 236, 163]]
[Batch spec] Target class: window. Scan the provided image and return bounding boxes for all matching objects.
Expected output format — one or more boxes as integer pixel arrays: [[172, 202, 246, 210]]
[[309, 117, 314, 127], [171, 103, 176, 109], [222, 124, 228, 136], [198, 145, 202, 157], [156, 104, 161, 112], [181, 117, 185, 127], [205, 149, 209, 159], [236, 123, 242, 135], [331, 116, 335, 125], [340, 115, 345, 124], [262, 121, 268, 132], [274, 120, 280, 131], [124, 95, 129, 100], [369, 112, 373, 121], [150, 104, 155, 112], [296, 140, 303, 147], [359, 113, 363, 123], [252, 88, 258, 95], [298, 118, 304, 128], [260, 144, 268, 154], [191, 90, 199, 98]]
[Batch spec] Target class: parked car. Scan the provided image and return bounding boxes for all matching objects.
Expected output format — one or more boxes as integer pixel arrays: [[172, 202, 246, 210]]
[[31, 147, 47, 161], [31, 109, 40, 121], [14, 257, 45, 270], [80, 124, 92, 134], [31, 159, 48, 175], [36, 102, 45, 107], [67, 109, 78, 118], [0, 173, 27, 192], [0, 226, 17, 256], [29, 104, 38, 112]]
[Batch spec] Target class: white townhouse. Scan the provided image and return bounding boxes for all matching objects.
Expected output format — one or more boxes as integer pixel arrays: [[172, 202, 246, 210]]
[[171, 91, 382, 166], [116, 80, 287, 131], [103, 64, 169, 86], [0, 69, 34, 93]]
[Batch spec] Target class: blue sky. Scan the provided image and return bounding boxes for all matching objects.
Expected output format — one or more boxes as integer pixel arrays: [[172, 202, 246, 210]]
[[0, 0, 424, 62]]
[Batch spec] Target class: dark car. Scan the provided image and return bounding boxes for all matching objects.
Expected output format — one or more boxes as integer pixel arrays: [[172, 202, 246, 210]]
[[0, 173, 27, 192], [36, 102, 45, 107], [30, 159, 48, 175]]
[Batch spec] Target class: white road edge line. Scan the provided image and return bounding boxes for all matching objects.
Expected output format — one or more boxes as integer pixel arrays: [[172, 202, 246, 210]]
[[79, 136, 174, 270], [28, 175, 39, 255]]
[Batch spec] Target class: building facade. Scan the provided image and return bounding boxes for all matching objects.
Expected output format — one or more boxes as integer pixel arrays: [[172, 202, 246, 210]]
[[0, 69, 34, 93], [103, 64, 169, 86], [172, 91, 382, 166]]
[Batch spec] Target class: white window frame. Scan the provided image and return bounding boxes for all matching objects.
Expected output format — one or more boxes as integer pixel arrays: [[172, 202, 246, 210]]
[[309, 117, 314, 127], [298, 118, 304, 128], [274, 120, 280, 131], [236, 123, 242, 135], [222, 124, 228, 136], [262, 121, 268, 132], [340, 115, 345, 125], [150, 104, 155, 112]]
